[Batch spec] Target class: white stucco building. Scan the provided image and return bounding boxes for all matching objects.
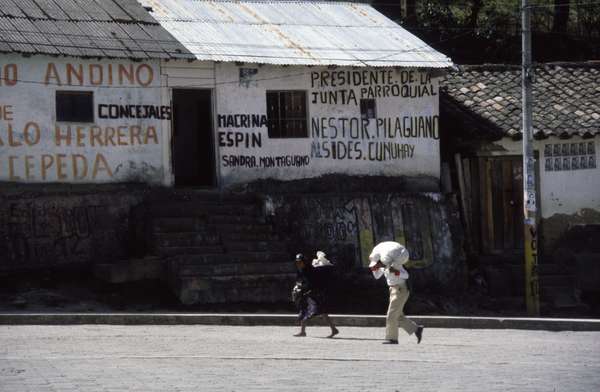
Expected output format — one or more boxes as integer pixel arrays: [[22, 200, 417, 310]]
[[1, 0, 453, 191], [145, 0, 453, 189], [0, 0, 193, 185]]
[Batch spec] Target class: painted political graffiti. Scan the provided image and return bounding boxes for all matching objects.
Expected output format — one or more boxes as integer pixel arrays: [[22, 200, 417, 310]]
[[215, 63, 441, 188], [0, 55, 167, 184]]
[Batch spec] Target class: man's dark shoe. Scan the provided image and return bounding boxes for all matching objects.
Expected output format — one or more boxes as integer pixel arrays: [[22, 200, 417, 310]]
[[382, 339, 398, 344], [415, 326, 424, 344]]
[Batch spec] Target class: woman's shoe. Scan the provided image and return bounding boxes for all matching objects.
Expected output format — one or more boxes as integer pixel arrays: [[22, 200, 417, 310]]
[[327, 327, 339, 338]]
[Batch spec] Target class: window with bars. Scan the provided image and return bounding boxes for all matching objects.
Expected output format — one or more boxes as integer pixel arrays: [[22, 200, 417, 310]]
[[266, 90, 308, 138], [360, 98, 376, 119]]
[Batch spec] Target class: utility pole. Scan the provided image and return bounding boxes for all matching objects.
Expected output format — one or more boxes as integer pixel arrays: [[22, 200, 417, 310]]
[[522, 0, 540, 316]]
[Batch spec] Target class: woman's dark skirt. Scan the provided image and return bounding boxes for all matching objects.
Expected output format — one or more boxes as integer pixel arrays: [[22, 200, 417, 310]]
[[297, 292, 327, 321]]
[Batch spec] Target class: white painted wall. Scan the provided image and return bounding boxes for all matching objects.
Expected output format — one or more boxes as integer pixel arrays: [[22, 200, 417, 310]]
[[539, 137, 599, 218], [213, 63, 441, 188], [0, 55, 168, 184], [487, 137, 600, 218]]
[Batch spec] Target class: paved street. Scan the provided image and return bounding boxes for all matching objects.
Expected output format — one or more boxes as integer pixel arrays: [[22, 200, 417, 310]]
[[1, 325, 599, 391]]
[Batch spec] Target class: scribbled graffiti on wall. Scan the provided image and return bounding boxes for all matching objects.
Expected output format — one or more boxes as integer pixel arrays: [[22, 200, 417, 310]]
[[0, 193, 140, 272], [267, 192, 463, 291], [271, 194, 453, 269]]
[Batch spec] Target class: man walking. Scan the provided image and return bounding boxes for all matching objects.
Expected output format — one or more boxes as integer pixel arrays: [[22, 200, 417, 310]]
[[369, 241, 423, 345]]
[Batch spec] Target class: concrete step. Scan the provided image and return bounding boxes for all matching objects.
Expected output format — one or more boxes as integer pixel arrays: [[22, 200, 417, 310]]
[[155, 232, 222, 248], [158, 245, 225, 257], [150, 202, 260, 218], [539, 274, 576, 288], [152, 218, 273, 234], [93, 257, 165, 284], [170, 252, 290, 266], [152, 217, 209, 233], [537, 263, 563, 275], [146, 189, 260, 204], [171, 260, 297, 277], [172, 273, 295, 304], [210, 214, 265, 224], [212, 223, 276, 235], [221, 231, 281, 241], [224, 241, 287, 253], [540, 285, 576, 302]]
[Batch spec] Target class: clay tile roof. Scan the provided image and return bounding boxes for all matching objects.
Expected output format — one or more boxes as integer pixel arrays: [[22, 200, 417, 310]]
[[441, 63, 600, 139]]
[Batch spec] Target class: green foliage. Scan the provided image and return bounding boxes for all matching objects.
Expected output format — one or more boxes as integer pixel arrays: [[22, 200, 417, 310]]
[[385, 0, 600, 63]]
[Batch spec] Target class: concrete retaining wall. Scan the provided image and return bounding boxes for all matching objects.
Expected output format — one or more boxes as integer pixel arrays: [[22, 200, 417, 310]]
[[265, 188, 466, 294], [0, 184, 147, 274]]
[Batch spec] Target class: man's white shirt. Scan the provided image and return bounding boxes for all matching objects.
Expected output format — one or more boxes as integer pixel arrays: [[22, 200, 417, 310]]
[[372, 264, 409, 286], [369, 242, 410, 286]]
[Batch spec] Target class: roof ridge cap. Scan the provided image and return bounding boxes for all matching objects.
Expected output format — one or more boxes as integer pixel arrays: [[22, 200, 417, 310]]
[[455, 61, 600, 72]]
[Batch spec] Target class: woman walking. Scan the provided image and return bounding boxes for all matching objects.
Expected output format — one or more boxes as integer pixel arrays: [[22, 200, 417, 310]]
[[292, 253, 339, 338]]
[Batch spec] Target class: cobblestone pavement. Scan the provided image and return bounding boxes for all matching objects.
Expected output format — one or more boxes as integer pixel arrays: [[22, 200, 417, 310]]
[[1, 325, 599, 392]]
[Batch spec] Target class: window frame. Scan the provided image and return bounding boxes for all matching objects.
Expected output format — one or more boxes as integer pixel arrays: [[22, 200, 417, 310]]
[[360, 98, 377, 120], [266, 90, 308, 138], [55, 90, 95, 123]]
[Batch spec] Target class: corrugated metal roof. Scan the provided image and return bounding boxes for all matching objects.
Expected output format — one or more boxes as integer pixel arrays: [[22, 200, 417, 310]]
[[143, 0, 452, 68], [0, 0, 194, 60]]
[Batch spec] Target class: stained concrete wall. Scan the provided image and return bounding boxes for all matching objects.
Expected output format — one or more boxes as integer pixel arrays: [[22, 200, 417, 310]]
[[213, 63, 441, 189], [0, 55, 169, 185], [265, 189, 466, 294], [0, 185, 146, 274], [484, 136, 600, 253]]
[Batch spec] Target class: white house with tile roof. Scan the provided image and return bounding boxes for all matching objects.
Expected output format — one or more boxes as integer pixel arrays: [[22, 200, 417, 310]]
[[441, 63, 600, 307]]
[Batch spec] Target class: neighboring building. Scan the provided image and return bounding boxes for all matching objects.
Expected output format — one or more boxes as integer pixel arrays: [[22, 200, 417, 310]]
[[0, 0, 192, 272], [441, 63, 600, 307], [0, 0, 192, 185]]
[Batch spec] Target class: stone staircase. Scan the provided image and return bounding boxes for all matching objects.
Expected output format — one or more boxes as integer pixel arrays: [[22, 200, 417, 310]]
[[148, 192, 296, 305], [479, 254, 588, 315], [538, 263, 589, 316]]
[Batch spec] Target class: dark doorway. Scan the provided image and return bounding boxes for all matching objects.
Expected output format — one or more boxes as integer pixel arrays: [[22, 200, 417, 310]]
[[480, 155, 524, 254], [172, 89, 215, 187]]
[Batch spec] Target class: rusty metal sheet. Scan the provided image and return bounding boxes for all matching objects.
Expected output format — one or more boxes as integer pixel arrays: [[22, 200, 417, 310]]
[[71, 0, 111, 21], [31, 0, 69, 20], [13, 0, 45, 19], [35, 19, 83, 56], [120, 23, 167, 59], [9, 17, 60, 55], [0, 0, 25, 18], [76, 21, 126, 58], [140, 23, 193, 59], [145, 0, 453, 67], [106, 24, 149, 59], [0, 0, 187, 60], [54, 20, 105, 57], [49, 0, 92, 21], [91, 0, 133, 22], [117, 0, 158, 24], [0, 18, 36, 53]]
